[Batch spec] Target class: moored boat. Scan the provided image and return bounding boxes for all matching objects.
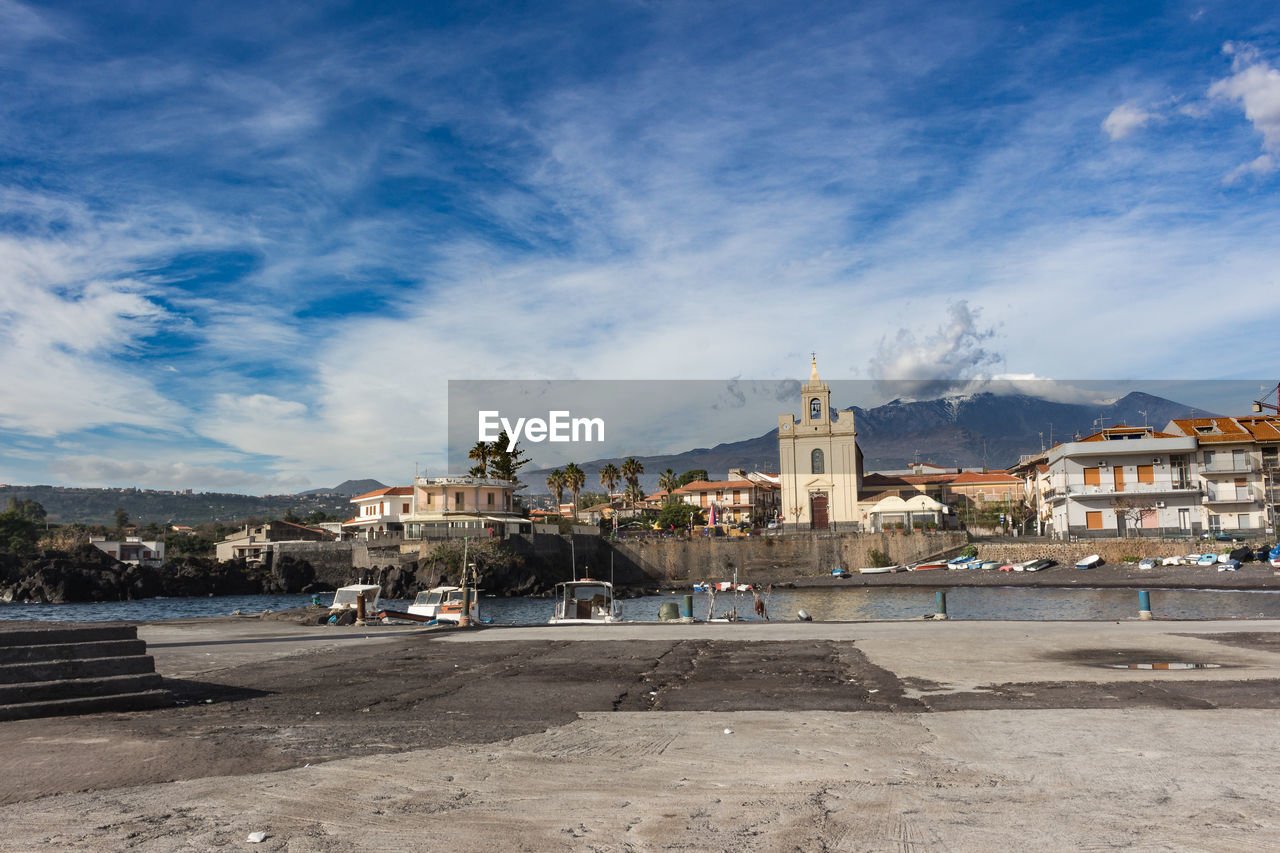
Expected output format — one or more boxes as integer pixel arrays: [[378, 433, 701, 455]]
[[329, 583, 381, 616], [1270, 544, 1280, 568], [1075, 554, 1102, 569], [407, 585, 479, 624], [549, 578, 622, 624]]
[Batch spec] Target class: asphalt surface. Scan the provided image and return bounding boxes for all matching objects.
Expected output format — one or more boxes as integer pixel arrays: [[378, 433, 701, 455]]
[[4, 616, 1280, 849]]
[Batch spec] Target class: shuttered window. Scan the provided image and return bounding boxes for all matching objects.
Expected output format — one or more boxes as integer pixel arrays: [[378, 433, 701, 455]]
[[1137, 465, 1154, 484], [1083, 467, 1101, 486], [1086, 511, 1103, 529]]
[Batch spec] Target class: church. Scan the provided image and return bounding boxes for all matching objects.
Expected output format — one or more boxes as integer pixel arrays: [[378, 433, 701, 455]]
[[777, 358, 863, 531]]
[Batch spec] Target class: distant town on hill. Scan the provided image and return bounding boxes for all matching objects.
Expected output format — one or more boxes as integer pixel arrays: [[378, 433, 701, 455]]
[[0, 480, 385, 527]]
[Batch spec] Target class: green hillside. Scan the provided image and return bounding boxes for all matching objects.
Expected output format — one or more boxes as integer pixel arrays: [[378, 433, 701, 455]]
[[0, 485, 354, 527]]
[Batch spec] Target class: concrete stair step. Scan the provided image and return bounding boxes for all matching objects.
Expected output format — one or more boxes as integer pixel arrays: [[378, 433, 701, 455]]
[[0, 639, 148, 665], [0, 653, 158, 684], [0, 672, 165, 705], [0, 689, 174, 722], [0, 626, 138, 647]]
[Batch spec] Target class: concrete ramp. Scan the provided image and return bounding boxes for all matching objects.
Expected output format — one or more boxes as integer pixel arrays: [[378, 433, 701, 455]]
[[0, 625, 172, 721]]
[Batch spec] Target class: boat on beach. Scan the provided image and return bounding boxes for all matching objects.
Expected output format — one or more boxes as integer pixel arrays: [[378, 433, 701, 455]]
[[549, 578, 622, 624], [1270, 544, 1280, 568], [1075, 555, 1102, 569], [329, 583, 381, 615], [858, 565, 899, 574], [407, 585, 479, 624]]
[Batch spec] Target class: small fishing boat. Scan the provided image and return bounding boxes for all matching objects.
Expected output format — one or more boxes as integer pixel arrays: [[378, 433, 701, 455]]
[[1138, 558, 1158, 570], [1196, 553, 1219, 567], [1075, 554, 1102, 569], [1270, 544, 1280, 568], [692, 582, 711, 592], [858, 566, 895, 574], [329, 583, 381, 615], [407, 585, 479, 624], [979, 560, 1003, 571], [549, 578, 622, 624], [910, 562, 946, 571], [1217, 559, 1241, 572]]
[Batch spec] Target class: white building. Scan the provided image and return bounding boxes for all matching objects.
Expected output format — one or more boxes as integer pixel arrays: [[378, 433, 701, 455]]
[[89, 536, 165, 567], [341, 486, 415, 539], [1043, 426, 1200, 539], [777, 358, 862, 531], [1163, 415, 1280, 536], [400, 475, 532, 540]]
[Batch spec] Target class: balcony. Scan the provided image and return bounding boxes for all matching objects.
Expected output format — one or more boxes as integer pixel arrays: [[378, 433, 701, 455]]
[[1200, 461, 1258, 475], [1202, 489, 1259, 505], [1047, 483, 1201, 502]]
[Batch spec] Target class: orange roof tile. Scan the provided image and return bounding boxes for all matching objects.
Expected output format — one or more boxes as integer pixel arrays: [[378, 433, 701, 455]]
[[351, 486, 414, 501]]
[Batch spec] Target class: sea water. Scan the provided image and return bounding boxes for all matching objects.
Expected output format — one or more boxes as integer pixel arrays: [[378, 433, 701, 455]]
[[3, 587, 1280, 624]]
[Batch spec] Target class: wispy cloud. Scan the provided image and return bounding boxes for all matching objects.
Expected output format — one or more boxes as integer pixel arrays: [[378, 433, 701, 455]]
[[1102, 102, 1155, 140], [1209, 42, 1280, 180]]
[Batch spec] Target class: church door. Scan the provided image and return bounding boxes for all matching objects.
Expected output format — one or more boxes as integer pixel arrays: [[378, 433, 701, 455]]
[[810, 493, 829, 530]]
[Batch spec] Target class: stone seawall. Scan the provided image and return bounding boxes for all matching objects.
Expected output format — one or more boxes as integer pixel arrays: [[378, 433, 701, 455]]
[[612, 531, 968, 586], [966, 538, 1251, 567]]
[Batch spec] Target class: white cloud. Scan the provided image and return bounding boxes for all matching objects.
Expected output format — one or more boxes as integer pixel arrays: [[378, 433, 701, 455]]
[[867, 301, 1002, 399], [1102, 102, 1154, 140], [47, 456, 311, 493], [1209, 42, 1280, 179]]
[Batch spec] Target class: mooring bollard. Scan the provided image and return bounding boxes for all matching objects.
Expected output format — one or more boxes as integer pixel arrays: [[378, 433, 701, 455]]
[[935, 590, 948, 620], [682, 595, 693, 619], [1139, 589, 1152, 620]]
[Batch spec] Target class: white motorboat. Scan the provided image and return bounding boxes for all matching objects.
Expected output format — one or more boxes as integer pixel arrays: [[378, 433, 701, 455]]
[[407, 585, 479, 624], [329, 583, 381, 615], [549, 578, 622, 624]]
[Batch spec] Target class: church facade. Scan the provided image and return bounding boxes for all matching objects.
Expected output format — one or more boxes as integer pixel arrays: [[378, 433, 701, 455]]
[[777, 359, 863, 531]]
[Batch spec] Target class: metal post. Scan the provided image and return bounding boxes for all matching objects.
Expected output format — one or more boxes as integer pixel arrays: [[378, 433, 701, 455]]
[[682, 594, 693, 619], [1139, 589, 1152, 620], [934, 590, 948, 620]]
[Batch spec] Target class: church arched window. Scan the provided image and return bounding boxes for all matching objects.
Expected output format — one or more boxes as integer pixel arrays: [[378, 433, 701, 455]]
[[810, 398, 821, 420], [811, 448, 824, 475]]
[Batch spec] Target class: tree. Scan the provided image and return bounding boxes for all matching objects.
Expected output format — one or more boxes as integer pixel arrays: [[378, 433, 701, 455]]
[[563, 463, 586, 519], [1111, 495, 1157, 538], [623, 482, 647, 508], [113, 506, 130, 535], [0, 509, 39, 554], [658, 469, 680, 499], [468, 440, 494, 478], [283, 507, 300, 523], [656, 500, 702, 530], [677, 469, 709, 487], [5, 498, 46, 524], [620, 457, 644, 505], [488, 431, 530, 487], [546, 469, 566, 511], [576, 491, 609, 509], [598, 463, 621, 498]]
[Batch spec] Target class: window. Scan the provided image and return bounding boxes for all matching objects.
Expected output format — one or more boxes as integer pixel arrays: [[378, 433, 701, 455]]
[[426, 493, 433, 506], [487, 492, 495, 506], [810, 398, 821, 420], [1086, 511, 1103, 529], [1137, 465, 1154, 484], [401, 503, 409, 513], [454, 492, 464, 509], [811, 448, 824, 475], [1083, 467, 1100, 487]]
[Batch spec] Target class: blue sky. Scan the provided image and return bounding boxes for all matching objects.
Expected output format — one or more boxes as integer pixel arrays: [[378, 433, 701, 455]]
[[2, 0, 1279, 494]]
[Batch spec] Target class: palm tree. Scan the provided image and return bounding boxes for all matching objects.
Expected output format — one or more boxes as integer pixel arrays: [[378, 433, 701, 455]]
[[563, 463, 586, 519], [624, 482, 647, 509], [658, 468, 679, 501], [599, 463, 621, 499], [620, 457, 644, 506], [546, 469, 566, 513], [468, 441, 492, 478]]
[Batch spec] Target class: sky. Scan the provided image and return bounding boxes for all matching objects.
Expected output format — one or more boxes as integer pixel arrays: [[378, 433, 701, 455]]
[[2, 0, 1279, 495]]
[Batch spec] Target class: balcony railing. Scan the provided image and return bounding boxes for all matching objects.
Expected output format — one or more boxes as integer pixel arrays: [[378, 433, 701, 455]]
[[1045, 483, 1201, 501], [1200, 461, 1258, 474]]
